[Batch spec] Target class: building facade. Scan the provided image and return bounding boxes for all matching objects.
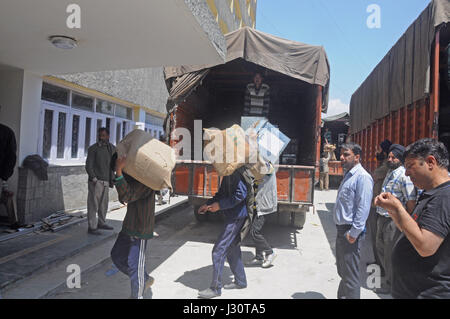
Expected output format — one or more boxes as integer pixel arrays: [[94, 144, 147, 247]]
[[0, 0, 257, 224]]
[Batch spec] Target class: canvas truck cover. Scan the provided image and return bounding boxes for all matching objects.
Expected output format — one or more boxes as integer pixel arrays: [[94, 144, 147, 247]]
[[350, 0, 450, 134], [164, 26, 330, 113]]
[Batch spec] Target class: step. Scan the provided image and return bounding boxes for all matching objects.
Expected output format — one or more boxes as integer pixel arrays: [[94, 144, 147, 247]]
[[2, 233, 118, 299], [1, 198, 189, 298]]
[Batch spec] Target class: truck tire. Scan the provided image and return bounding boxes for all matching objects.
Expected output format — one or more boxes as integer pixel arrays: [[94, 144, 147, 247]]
[[193, 205, 208, 222], [293, 211, 306, 229]]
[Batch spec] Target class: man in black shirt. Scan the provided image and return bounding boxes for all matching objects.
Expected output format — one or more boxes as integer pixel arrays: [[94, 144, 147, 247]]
[[375, 138, 450, 298]]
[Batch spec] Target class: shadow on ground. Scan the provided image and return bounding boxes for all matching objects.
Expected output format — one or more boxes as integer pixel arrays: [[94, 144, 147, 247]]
[[175, 265, 234, 291], [292, 291, 326, 299], [316, 201, 391, 298]]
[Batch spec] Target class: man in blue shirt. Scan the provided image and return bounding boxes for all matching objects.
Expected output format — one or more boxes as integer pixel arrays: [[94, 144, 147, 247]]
[[197, 168, 251, 299], [334, 142, 373, 299]]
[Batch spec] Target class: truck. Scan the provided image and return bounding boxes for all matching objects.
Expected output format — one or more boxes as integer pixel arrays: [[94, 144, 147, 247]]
[[163, 27, 330, 226], [349, 0, 450, 172], [321, 112, 349, 184]]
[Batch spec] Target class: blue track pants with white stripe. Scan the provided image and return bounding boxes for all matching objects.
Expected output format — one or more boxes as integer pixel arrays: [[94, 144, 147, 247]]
[[111, 232, 150, 299]]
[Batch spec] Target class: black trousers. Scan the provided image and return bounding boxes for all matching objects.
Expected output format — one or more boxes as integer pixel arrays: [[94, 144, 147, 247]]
[[376, 215, 401, 290], [336, 225, 365, 299], [250, 214, 273, 260], [366, 207, 382, 267]]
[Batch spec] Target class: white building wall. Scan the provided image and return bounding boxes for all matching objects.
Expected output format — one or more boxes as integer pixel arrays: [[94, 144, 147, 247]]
[[19, 71, 43, 163], [0, 68, 25, 202]]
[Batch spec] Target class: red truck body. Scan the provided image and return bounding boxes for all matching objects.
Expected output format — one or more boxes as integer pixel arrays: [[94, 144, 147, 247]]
[[349, 2, 450, 172], [163, 28, 331, 223]]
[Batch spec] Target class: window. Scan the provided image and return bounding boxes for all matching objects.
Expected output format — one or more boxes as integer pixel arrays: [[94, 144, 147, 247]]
[[42, 109, 53, 159], [42, 83, 69, 105], [85, 118, 91, 156], [40, 83, 138, 164], [145, 113, 164, 126], [115, 105, 132, 120], [72, 93, 93, 112], [106, 118, 111, 133], [57, 112, 66, 158], [97, 119, 103, 135], [116, 122, 122, 145], [122, 122, 127, 139], [71, 115, 80, 158], [96, 99, 115, 115]]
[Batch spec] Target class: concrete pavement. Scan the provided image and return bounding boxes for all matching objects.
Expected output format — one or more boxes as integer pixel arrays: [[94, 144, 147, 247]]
[[43, 190, 387, 299], [0, 195, 188, 298]]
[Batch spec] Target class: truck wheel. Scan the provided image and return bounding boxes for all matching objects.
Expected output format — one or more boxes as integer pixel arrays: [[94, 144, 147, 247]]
[[193, 205, 208, 222], [293, 211, 306, 229]]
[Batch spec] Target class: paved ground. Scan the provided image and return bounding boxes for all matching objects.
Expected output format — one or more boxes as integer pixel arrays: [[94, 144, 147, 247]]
[[0, 195, 188, 298], [47, 190, 388, 299]]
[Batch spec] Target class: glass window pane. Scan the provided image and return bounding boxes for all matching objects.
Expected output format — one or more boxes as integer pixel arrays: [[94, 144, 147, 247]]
[[85, 118, 91, 156], [115, 105, 132, 120], [57, 112, 66, 158], [41, 83, 69, 105], [72, 93, 93, 111], [71, 115, 80, 158], [97, 119, 103, 137], [116, 122, 121, 145], [145, 113, 152, 124], [42, 109, 53, 159], [122, 122, 127, 138], [106, 118, 111, 134], [96, 99, 115, 115], [145, 113, 164, 126]]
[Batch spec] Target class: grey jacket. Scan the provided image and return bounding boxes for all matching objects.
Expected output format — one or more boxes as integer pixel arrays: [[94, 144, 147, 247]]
[[254, 172, 278, 217], [85, 142, 116, 185]]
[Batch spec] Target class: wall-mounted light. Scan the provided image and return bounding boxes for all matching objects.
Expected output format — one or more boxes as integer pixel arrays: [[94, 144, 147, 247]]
[[48, 35, 78, 49]]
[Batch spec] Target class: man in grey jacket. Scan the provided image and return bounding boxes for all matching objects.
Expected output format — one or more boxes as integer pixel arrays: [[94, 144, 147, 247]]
[[85, 127, 116, 235], [247, 162, 278, 268]]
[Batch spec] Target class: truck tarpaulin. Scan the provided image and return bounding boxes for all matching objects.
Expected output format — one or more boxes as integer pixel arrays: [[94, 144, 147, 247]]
[[164, 26, 330, 113], [350, 0, 450, 134]]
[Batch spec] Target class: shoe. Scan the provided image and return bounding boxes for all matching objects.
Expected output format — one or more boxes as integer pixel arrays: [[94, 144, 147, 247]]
[[223, 282, 246, 290], [245, 258, 264, 266], [198, 288, 220, 299], [144, 276, 155, 294], [87, 228, 102, 235], [98, 224, 114, 230], [262, 252, 277, 268]]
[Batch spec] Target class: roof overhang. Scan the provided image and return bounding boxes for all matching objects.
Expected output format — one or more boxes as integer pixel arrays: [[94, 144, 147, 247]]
[[0, 0, 226, 75]]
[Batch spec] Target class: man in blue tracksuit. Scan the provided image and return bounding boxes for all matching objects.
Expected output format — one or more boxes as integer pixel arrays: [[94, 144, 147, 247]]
[[197, 168, 251, 299]]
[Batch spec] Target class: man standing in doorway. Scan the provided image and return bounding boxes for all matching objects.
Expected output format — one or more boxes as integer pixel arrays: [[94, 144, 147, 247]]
[[85, 127, 115, 235], [244, 72, 270, 118], [334, 142, 373, 299]]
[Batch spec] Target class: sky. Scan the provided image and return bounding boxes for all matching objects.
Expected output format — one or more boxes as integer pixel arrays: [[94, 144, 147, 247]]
[[255, 0, 432, 117]]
